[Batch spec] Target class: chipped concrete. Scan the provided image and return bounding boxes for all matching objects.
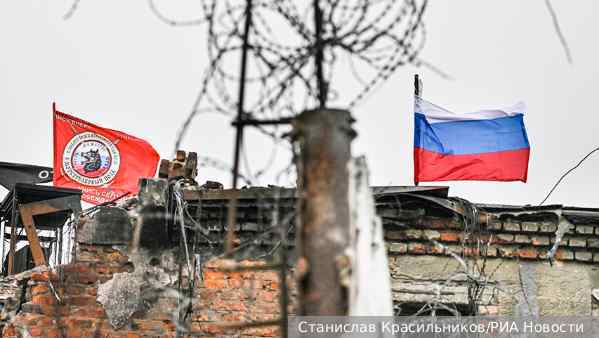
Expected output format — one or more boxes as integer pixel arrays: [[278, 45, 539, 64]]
[[96, 247, 182, 329], [97, 272, 144, 329]]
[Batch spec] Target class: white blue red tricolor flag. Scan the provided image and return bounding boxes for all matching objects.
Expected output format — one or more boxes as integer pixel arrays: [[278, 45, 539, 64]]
[[413, 97, 530, 184]]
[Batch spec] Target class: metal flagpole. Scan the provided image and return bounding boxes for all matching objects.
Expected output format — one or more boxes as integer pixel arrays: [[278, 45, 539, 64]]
[[0, 221, 4, 274], [414, 74, 422, 187]]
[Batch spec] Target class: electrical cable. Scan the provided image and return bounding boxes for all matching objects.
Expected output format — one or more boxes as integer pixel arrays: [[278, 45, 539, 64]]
[[539, 147, 599, 205]]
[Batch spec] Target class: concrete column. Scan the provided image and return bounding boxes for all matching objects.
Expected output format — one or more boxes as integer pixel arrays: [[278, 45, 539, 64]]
[[293, 108, 355, 315]]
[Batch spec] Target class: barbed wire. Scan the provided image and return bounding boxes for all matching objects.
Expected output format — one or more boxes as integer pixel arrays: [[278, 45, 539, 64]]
[[171, 0, 429, 157], [544, 0, 573, 64]]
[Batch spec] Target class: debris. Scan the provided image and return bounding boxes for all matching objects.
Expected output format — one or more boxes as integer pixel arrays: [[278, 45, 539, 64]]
[[97, 272, 144, 329]]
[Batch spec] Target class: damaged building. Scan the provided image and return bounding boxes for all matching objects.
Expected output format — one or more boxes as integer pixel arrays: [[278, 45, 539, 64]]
[[0, 155, 599, 337]]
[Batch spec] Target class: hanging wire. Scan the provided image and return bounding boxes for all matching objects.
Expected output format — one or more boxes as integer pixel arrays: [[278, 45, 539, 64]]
[[539, 147, 599, 205], [63, 0, 82, 20]]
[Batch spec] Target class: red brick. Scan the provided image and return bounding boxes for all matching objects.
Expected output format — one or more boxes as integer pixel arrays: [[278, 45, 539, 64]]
[[96, 265, 113, 274], [70, 305, 105, 317], [31, 284, 50, 296], [67, 296, 97, 307], [518, 248, 538, 259], [244, 325, 278, 337], [228, 271, 243, 280], [62, 263, 92, 274], [31, 271, 57, 282], [427, 218, 454, 229], [258, 290, 277, 302], [204, 271, 225, 280], [228, 277, 243, 288], [407, 243, 426, 254], [269, 281, 280, 290], [65, 285, 84, 295], [86, 287, 98, 297], [388, 243, 407, 254], [106, 251, 128, 264], [76, 272, 99, 284], [28, 326, 43, 336], [134, 320, 167, 333], [39, 304, 67, 316], [385, 231, 406, 240], [478, 305, 499, 315], [439, 232, 460, 242], [426, 244, 445, 255], [32, 294, 57, 306], [494, 234, 514, 244], [463, 247, 479, 256], [212, 300, 247, 312], [555, 249, 574, 260], [3, 324, 16, 336], [203, 279, 226, 289], [531, 236, 550, 246], [260, 271, 278, 281], [46, 328, 62, 338], [191, 323, 224, 335]]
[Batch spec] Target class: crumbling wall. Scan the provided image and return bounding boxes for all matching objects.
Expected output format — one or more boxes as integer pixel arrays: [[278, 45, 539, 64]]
[[193, 259, 296, 337], [386, 214, 599, 316], [1, 244, 296, 338], [1, 204, 296, 338], [389, 255, 596, 316]]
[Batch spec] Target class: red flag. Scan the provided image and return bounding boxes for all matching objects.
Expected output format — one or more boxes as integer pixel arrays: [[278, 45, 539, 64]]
[[53, 104, 159, 204]]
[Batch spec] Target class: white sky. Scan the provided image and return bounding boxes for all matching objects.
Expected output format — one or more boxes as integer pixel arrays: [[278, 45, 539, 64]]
[[0, 1, 597, 207]]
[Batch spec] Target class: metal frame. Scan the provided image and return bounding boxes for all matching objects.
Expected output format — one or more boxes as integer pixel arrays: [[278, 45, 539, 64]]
[[7, 195, 81, 275]]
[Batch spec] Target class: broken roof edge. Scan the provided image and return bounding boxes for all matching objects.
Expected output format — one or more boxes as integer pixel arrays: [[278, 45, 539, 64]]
[[180, 183, 598, 214], [181, 185, 450, 201]]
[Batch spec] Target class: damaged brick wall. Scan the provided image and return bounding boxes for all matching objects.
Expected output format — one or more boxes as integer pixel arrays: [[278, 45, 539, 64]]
[[1, 243, 295, 338], [0, 199, 296, 338], [2, 186, 599, 336], [385, 214, 599, 262], [385, 211, 599, 316]]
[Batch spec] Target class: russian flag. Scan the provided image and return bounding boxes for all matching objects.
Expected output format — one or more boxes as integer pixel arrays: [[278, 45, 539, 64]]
[[414, 96, 530, 184]]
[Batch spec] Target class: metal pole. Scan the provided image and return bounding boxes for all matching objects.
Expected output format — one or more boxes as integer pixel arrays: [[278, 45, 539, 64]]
[[294, 108, 355, 315], [414, 74, 421, 97], [7, 196, 16, 275], [313, 0, 326, 108], [414, 74, 422, 187], [277, 200, 289, 338], [226, 0, 253, 254], [0, 220, 4, 274]]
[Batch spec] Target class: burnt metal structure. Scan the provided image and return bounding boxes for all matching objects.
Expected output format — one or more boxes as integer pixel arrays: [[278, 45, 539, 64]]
[[0, 183, 81, 275], [0, 162, 53, 191]]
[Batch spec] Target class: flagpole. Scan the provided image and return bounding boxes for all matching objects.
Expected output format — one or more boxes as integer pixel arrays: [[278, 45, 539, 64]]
[[414, 74, 421, 186]]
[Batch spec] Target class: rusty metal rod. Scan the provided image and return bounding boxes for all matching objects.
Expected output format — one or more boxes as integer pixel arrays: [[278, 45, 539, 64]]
[[278, 223, 289, 338], [231, 117, 293, 127], [227, 0, 254, 254], [313, 0, 326, 108]]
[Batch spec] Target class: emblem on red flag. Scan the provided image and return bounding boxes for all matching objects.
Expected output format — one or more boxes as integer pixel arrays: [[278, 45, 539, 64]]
[[53, 104, 159, 204]]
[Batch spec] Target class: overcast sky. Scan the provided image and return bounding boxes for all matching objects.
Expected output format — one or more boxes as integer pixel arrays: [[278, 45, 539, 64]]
[[1, 1, 597, 207]]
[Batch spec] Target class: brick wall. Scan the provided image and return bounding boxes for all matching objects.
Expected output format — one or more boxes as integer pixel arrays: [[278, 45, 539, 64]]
[[385, 215, 599, 263], [1, 244, 295, 338]]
